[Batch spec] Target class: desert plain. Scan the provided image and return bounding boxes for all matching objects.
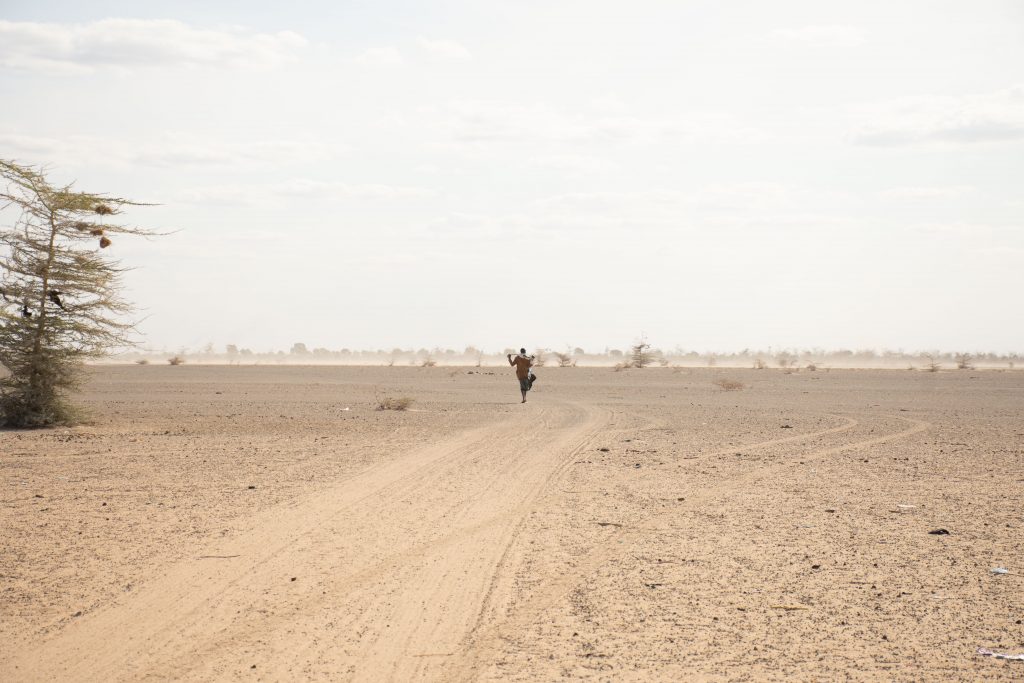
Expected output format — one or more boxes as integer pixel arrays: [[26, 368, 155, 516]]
[[1, 364, 1022, 681]]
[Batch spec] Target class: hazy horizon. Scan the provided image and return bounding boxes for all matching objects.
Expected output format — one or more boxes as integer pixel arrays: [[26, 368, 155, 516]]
[[2, 1, 1022, 353]]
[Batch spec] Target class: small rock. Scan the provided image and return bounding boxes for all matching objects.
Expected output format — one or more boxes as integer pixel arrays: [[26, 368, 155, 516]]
[[597, 447, 609, 452], [781, 424, 793, 429], [825, 509, 836, 513], [72, 611, 82, 617], [247, 485, 256, 490], [812, 564, 821, 569], [290, 577, 297, 582], [928, 528, 950, 535]]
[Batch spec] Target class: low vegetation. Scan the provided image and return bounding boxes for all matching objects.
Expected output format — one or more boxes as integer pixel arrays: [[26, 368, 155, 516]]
[[376, 396, 413, 411], [714, 379, 745, 391]]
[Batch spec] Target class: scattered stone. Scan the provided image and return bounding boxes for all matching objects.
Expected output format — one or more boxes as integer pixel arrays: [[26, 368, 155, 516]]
[[290, 577, 297, 582], [781, 424, 793, 429], [247, 485, 256, 490], [928, 528, 950, 535], [72, 611, 82, 617], [597, 447, 609, 452]]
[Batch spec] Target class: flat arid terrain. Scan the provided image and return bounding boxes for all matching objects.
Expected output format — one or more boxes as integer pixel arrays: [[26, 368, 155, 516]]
[[2, 365, 1022, 681]]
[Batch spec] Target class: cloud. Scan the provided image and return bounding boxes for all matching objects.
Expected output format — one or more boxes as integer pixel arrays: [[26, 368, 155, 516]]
[[0, 19, 307, 73], [773, 25, 864, 48], [526, 154, 617, 173], [178, 179, 435, 206], [0, 132, 345, 169], [531, 183, 792, 212], [352, 46, 403, 66], [416, 38, 471, 60], [423, 101, 764, 147], [853, 85, 1024, 146], [880, 186, 974, 200]]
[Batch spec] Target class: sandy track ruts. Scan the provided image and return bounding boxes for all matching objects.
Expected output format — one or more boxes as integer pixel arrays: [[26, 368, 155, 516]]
[[1, 400, 609, 682], [448, 411, 932, 680]]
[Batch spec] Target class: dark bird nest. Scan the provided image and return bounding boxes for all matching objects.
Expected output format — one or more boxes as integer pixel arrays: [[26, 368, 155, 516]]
[[94, 204, 114, 215]]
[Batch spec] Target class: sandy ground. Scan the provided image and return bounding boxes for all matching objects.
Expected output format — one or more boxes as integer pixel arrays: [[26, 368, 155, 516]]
[[1, 365, 1022, 681]]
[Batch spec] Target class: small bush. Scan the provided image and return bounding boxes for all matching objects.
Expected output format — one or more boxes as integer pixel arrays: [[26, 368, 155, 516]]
[[753, 358, 767, 370], [135, 359, 149, 365], [631, 337, 655, 368], [713, 379, 745, 391], [553, 351, 573, 367], [613, 361, 633, 372], [955, 352, 974, 370], [168, 355, 185, 366], [420, 356, 436, 367], [377, 396, 413, 411]]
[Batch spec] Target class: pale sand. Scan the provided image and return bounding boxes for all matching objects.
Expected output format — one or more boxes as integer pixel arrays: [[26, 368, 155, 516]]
[[1, 366, 1022, 681]]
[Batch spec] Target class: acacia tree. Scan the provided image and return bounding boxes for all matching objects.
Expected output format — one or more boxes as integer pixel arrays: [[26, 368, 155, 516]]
[[0, 160, 157, 427], [631, 335, 655, 368]]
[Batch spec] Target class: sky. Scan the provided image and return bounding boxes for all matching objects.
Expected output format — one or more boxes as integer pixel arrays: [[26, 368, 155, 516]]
[[1, 0, 1022, 354]]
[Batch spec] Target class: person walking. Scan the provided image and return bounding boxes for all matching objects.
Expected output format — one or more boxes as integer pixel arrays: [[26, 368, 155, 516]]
[[507, 348, 534, 403]]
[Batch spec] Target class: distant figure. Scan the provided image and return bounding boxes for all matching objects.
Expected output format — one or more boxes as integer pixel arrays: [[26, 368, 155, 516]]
[[508, 348, 535, 403]]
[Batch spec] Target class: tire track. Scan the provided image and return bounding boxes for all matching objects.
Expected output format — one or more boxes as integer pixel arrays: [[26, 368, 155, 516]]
[[447, 411, 932, 681], [2, 401, 610, 683]]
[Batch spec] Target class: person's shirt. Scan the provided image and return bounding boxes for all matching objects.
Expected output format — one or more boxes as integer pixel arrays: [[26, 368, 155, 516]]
[[509, 354, 533, 379]]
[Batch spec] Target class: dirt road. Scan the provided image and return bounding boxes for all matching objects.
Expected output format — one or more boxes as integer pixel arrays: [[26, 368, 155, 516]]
[[4, 399, 608, 681]]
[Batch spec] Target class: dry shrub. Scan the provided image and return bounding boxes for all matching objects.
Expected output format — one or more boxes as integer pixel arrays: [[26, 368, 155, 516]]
[[420, 357, 437, 367], [753, 358, 767, 370], [553, 351, 573, 367], [631, 338, 655, 368], [377, 396, 413, 411], [955, 352, 974, 370], [806, 362, 817, 371], [613, 361, 633, 372], [135, 359, 149, 365], [167, 355, 185, 366], [714, 379, 745, 391]]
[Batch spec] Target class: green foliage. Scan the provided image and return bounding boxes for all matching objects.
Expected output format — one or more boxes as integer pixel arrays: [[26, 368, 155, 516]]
[[0, 160, 157, 428]]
